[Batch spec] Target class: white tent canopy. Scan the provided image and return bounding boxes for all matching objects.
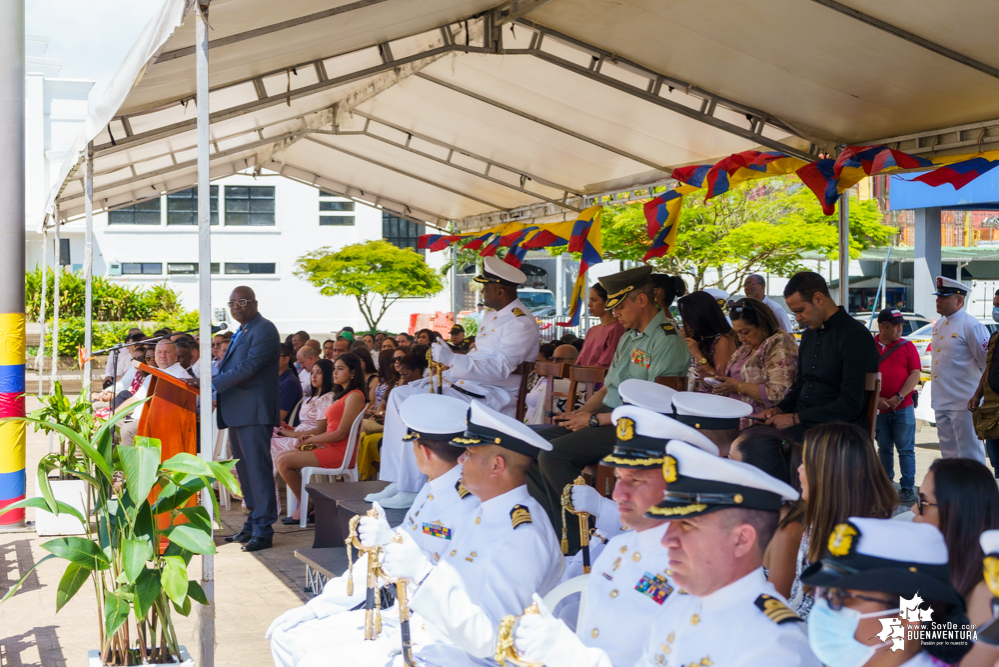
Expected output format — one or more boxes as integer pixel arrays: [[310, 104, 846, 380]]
[[42, 0, 999, 231]]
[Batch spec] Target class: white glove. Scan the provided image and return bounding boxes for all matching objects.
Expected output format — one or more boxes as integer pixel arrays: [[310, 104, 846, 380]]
[[431, 340, 454, 366], [514, 594, 567, 664], [571, 484, 604, 517], [265, 605, 316, 639], [358, 502, 396, 548], [380, 528, 433, 582]]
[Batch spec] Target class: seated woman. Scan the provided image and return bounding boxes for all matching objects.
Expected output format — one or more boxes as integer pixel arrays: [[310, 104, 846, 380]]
[[322, 339, 336, 360], [710, 297, 798, 423], [677, 290, 737, 393], [913, 458, 999, 667], [395, 353, 427, 386], [574, 284, 625, 368], [275, 353, 368, 525], [350, 345, 379, 399], [414, 328, 442, 346], [271, 359, 335, 461], [729, 426, 803, 599], [369, 349, 400, 421]]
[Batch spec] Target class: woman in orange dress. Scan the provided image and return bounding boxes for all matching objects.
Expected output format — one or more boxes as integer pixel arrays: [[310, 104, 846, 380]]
[[274, 353, 368, 524]]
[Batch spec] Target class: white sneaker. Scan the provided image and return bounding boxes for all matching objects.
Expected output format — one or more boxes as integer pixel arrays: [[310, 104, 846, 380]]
[[379, 491, 418, 509], [364, 482, 398, 503]]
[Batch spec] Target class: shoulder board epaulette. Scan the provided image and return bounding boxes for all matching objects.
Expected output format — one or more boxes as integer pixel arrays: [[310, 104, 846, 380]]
[[455, 480, 472, 499], [660, 323, 678, 336], [754, 594, 801, 624], [510, 504, 532, 529], [512, 307, 527, 317]]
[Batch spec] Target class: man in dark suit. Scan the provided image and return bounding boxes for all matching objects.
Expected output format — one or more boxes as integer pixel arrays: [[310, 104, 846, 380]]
[[214, 286, 280, 552]]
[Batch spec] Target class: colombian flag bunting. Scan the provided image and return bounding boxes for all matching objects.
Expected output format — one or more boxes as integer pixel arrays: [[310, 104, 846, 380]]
[[558, 206, 603, 327], [913, 151, 999, 190], [642, 184, 699, 260], [673, 150, 808, 201]]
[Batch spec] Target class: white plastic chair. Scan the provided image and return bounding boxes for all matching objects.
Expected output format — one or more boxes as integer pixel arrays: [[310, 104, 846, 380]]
[[212, 427, 232, 511], [542, 573, 590, 621], [294, 408, 365, 528]]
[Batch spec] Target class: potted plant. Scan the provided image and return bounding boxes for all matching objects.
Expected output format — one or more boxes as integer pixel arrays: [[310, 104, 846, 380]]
[[27, 381, 98, 535], [1, 403, 241, 666]]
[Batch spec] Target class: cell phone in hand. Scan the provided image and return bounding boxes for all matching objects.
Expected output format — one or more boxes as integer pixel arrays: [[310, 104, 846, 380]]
[[704, 377, 721, 386], [544, 410, 557, 418]]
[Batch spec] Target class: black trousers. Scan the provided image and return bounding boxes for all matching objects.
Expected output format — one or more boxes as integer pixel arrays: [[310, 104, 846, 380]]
[[527, 423, 618, 554], [228, 423, 277, 538]]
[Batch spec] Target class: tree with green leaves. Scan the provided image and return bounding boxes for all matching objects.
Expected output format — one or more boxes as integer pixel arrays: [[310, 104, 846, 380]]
[[296, 240, 445, 330], [597, 177, 896, 292]]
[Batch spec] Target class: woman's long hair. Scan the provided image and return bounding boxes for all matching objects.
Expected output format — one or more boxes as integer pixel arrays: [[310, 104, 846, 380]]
[[378, 349, 400, 385], [652, 274, 687, 310], [728, 298, 779, 339], [333, 353, 369, 401], [677, 290, 732, 358], [351, 345, 377, 377], [311, 359, 334, 398], [736, 426, 804, 528], [802, 423, 898, 562], [929, 457, 999, 598]]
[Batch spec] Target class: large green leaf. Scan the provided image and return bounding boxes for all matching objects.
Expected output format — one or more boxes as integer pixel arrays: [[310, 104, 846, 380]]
[[121, 538, 152, 584], [177, 506, 212, 534], [161, 453, 212, 477], [161, 556, 188, 605], [118, 443, 161, 508], [187, 580, 208, 606], [163, 543, 194, 566], [56, 562, 91, 612], [0, 554, 57, 602], [0, 496, 86, 525], [103, 591, 130, 638], [133, 568, 161, 619], [41, 536, 110, 570], [207, 461, 241, 497], [163, 523, 216, 555], [172, 596, 193, 617], [151, 476, 209, 514], [36, 460, 59, 515], [1, 416, 89, 455], [90, 397, 152, 471]]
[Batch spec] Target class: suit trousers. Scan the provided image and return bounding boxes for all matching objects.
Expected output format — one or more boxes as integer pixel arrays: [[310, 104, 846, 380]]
[[934, 409, 986, 463], [229, 423, 278, 538], [527, 423, 617, 554]]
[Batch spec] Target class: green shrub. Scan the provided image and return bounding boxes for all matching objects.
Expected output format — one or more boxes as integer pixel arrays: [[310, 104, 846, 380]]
[[45, 319, 151, 358], [154, 310, 202, 332], [25, 268, 184, 321]]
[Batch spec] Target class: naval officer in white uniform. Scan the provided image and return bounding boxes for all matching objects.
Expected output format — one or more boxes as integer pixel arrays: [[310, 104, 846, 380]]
[[930, 276, 989, 462], [267, 394, 480, 667], [371, 257, 541, 509]]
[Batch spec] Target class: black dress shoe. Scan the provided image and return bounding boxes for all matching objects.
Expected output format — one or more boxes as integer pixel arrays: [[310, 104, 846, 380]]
[[241, 537, 273, 552], [281, 517, 300, 526], [224, 530, 252, 543]]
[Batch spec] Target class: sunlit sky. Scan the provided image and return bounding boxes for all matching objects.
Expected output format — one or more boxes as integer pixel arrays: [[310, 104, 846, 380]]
[[26, 0, 163, 106]]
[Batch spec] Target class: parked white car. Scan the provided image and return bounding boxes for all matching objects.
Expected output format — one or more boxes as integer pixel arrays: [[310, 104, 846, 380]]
[[906, 319, 999, 372]]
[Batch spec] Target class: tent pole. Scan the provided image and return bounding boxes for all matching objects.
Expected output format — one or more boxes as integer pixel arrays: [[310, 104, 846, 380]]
[[83, 142, 94, 397], [195, 3, 216, 666], [52, 208, 60, 394], [838, 194, 849, 308], [0, 0, 26, 529], [450, 221, 459, 325], [37, 228, 47, 397]]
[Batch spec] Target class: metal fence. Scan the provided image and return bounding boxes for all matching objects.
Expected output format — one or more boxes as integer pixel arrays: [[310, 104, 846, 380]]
[[535, 315, 598, 342]]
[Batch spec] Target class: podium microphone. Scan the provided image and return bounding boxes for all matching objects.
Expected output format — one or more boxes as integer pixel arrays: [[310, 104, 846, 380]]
[[211, 322, 229, 334]]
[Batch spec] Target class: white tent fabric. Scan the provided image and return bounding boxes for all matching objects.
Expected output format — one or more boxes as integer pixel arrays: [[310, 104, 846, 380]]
[[42, 0, 999, 231]]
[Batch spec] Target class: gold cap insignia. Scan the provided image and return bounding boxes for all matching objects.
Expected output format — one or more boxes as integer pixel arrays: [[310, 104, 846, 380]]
[[984, 555, 999, 598], [617, 417, 635, 441], [663, 455, 678, 484], [827, 523, 858, 557]]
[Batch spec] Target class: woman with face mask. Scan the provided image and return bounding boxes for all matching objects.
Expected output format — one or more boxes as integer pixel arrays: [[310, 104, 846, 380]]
[[801, 517, 971, 667]]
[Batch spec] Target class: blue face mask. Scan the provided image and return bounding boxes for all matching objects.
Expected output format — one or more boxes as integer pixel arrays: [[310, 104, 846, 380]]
[[807, 598, 897, 667], [992, 307, 999, 323]]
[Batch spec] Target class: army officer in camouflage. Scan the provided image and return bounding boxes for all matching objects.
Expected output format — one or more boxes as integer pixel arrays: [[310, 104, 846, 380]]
[[529, 265, 690, 552]]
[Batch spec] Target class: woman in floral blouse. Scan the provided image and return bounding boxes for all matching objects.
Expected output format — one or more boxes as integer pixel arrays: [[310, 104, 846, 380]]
[[710, 297, 797, 424]]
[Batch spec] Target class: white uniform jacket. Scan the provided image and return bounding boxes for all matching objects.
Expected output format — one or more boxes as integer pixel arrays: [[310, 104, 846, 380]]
[[930, 308, 989, 410], [636, 568, 820, 667], [762, 296, 793, 333]]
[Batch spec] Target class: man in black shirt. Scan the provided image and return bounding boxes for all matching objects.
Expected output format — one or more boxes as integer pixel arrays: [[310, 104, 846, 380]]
[[759, 272, 877, 439]]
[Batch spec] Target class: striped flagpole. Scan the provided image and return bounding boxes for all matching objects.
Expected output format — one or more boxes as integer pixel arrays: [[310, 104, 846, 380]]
[[0, 313, 26, 525]]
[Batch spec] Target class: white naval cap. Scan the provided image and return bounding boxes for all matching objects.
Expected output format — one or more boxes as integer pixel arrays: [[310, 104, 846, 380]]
[[619, 378, 677, 413], [932, 275, 971, 296], [980, 529, 999, 639], [474, 256, 527, 287], [451, 400, 553, 458], [802, 518, 961, 607], [647, 440, 798, 519], [981, 529, 999, 556], [703, 287, 730, 307], [605, 404, 718, 469], [671, 392, 753, 430], [400, 393, 469, 442]]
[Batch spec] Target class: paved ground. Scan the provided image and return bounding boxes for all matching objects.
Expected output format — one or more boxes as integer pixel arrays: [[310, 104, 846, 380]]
[[0, 397, 949, 666]]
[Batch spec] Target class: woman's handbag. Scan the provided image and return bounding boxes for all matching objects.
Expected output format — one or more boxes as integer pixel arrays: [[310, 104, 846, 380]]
[[973, 335, 999, 440]]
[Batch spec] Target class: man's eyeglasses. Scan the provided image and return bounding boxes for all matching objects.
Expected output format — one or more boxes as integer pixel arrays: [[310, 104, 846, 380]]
[[821, 588, 894, 611], [916, 494, 937, 514], [227, 299, 256, 308]]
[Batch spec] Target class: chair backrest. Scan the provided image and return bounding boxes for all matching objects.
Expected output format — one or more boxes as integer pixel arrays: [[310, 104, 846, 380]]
[[287, 396, 305, 426], [535, 361, 570, 424], [864, 372, 881, 441], [569, 366, 606, 406], [541, 573, 590, 621], [514, 361, 537, 421], [213, 427, 228, 462], [340, 407, 367, 473], [655, 375, 687, 391]]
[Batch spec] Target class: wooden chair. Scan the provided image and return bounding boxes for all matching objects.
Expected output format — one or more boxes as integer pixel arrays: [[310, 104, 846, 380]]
[[655, 376, 687, 392], [514, 361, 537, 421], [568, 366, 606, 407], [534, 361, 570, 424], [865, 372, 882, 441]]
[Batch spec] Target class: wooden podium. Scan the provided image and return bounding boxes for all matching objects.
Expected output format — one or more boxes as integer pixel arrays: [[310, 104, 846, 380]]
[[135, 363, 199, 461]]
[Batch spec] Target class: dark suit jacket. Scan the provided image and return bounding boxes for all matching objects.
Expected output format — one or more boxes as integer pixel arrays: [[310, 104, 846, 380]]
[[213, 312, 280, 429]]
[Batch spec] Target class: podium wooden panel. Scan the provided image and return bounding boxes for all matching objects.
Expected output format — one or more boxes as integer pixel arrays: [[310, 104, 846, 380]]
[[133, 363, 199, 550]]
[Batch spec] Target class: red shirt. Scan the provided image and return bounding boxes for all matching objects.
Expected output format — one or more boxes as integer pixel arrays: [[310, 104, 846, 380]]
[[875, 334, 921, 413]]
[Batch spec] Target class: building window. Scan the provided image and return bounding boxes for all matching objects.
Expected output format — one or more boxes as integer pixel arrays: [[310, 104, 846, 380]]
[[166, 187, 219, 225], [382, 212, 423, 251], [109, 198, 161, 225], [224, 262, 276, 275], [320, 215, 355, 226], [224, 186, 275, 226], [320, 201, 354, 212], [211, 263, 219, 275], [56, 238, 71, 266], [167, 262, 197, 275], [121, 263, 163, 275]]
